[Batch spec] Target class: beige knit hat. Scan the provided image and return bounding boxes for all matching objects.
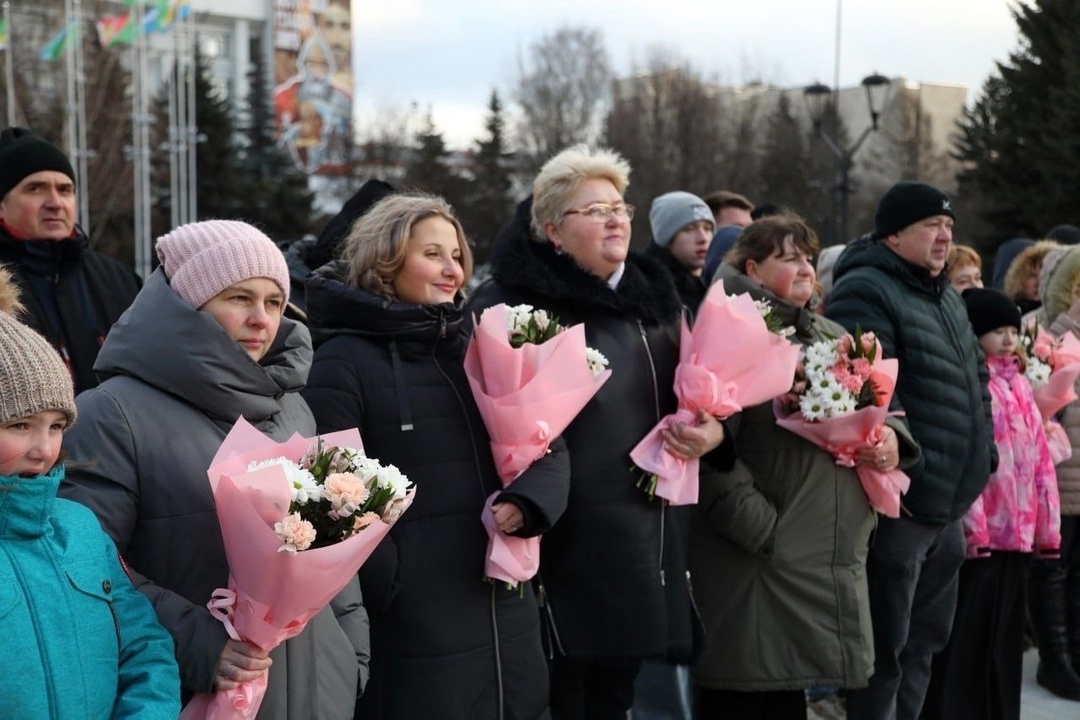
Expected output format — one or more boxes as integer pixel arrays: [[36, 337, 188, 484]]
[[0, 265, 77, 427], [154, 220, 290, 309]]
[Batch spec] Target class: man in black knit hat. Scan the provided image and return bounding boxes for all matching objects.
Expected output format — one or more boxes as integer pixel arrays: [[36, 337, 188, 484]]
[[0, 126, 140, 393], [827, 181, 997, 720]]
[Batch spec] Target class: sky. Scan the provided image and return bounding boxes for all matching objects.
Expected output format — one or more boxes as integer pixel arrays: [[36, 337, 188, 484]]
[[354, 0, 1024, 149]]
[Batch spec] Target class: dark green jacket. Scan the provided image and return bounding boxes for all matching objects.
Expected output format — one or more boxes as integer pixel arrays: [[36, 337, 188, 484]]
[[827, 236, 996, 522], [691, 267, 919, 691]]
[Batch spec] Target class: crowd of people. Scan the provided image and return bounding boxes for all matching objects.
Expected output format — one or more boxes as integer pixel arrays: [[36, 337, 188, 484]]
[[2, 123, 1080, 720]]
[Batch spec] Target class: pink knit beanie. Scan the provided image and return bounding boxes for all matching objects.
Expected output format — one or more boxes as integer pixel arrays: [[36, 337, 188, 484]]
[[154, 220, 290, 309]]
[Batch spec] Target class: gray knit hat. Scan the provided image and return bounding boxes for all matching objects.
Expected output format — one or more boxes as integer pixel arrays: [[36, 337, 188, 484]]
[[649, 191, 713, 248], [0, 265, 77, 427]]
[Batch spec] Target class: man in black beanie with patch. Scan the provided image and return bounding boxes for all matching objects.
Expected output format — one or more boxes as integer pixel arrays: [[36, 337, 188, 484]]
[[826, 181, 997, 720], [0, 127, 140, 393]]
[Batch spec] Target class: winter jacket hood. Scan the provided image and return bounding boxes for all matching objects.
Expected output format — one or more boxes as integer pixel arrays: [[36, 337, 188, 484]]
[[95, 268, 312, 430]]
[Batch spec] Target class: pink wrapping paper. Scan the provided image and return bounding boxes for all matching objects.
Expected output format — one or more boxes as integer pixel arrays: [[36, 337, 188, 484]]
[[180, 418, 414, 720], [1045, 421, 1072, 466], [1034, 362, 1080, 420], [630, 281, 802, 505], [464, 304, 611, 585], [774, 358, 911, 518]]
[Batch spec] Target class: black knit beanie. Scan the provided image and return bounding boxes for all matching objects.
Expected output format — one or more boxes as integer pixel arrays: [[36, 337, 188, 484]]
[[0, 127, 75, 201], [962, 287, 1021, 338], [874, 181, 956, 239]]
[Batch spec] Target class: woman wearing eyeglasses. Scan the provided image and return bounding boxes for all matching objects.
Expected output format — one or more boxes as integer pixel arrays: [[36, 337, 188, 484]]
[[468, 145, 726, 719]]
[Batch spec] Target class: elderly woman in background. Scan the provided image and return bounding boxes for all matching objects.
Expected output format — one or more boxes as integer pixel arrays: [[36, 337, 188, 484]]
[[946, 244, 984, 294], [468, 145, 725, 719], [692, 216, 918, 719]]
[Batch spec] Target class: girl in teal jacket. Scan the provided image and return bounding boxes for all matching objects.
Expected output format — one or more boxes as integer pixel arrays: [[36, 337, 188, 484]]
[[0, 266, 179, 718]]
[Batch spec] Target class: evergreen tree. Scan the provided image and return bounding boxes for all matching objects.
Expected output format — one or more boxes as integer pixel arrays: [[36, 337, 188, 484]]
[[240, 38, 317, 241], [402, 112, 465, 209], [459, 90, 514, 265], [954, 0, 1080, 242], [190, 42, 247, 221], [757, 92, 812, 218]]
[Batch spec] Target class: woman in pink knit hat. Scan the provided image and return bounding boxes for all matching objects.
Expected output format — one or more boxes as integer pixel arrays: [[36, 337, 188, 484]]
[[59, 220, 368, 719]]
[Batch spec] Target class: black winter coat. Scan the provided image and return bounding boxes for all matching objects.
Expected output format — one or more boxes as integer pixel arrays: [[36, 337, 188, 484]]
[[828, 236, 996, 521], [467, 198, 699, 661], [0, 228, 140, 392], [303, 264, 570, 720]]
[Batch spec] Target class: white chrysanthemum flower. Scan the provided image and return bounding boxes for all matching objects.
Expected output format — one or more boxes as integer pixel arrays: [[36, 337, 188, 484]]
[[585, 346, 609, 378], [805, 341, 838, 368], [754, 299, 773, 318], [799, 391, 828, 421], [248, 457, 321, 504], [374, 463, 411, 500], [1026, 360, 1051, 389], [351, 456, 381, 483]]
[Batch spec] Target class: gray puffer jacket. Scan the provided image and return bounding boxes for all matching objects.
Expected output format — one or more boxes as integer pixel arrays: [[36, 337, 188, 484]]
[[60, 269, 368, 719], [827, 236, 995, 522]]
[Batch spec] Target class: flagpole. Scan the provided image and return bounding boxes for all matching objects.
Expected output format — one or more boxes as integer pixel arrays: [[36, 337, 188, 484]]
[[131, 0, 147, 280], [3, 2, 13, 127], [63, 0, 76, 164], [175, 10, 188, 226], [73, 0, 89, 232], [167, 45, 179, 231], [186, 4, 197, 223]]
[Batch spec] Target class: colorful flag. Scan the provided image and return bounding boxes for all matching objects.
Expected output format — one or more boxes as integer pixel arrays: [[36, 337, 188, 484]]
[[39, 20, 74, 61], [95, 13, 133, 47], [0, 18, 8, 51], [159, 0, 191, 31]]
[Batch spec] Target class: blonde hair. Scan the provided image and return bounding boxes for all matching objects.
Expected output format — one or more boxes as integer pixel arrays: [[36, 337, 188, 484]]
[[531, 144, 631, 240], [947, 244, 982, 271], [339, 193, 473, 299]]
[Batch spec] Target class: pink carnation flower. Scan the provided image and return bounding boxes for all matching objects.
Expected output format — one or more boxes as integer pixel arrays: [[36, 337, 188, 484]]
[[275, 513, 316, 553], [851, 357, 872, 379], [323, 473, 369, 516], [352, 511, 381, 532], [1034, 336, 1054, 363], [860, 332, 877, 354]]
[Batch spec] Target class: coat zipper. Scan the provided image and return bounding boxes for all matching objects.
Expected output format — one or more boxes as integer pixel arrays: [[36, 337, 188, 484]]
[[107, 600, 121, 655], [637, 320, 666, 585], [432, 324, 505, 718]]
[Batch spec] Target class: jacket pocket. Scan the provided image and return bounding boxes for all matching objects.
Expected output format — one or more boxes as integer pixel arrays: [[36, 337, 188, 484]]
[[65, 564, 122, 657]]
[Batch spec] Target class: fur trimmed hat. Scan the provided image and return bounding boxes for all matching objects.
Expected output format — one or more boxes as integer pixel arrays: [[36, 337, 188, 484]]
[[963, 287, 1021, 338], [155, 220, 290, 309], [0, 265, 77, 428], [874, 181, 955, 239], [0, 127, 76, 201]]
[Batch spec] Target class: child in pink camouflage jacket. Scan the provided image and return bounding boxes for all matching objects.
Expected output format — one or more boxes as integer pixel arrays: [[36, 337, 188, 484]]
[[924, 287, 1061, 720]]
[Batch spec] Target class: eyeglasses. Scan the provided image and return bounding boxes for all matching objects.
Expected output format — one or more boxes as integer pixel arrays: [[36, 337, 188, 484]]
[[561, 203, 635, 223]]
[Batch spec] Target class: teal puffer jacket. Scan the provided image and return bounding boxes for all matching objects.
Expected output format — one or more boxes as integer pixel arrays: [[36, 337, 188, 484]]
[[827, 237, 996, 522], [0, 466, 179, 719]]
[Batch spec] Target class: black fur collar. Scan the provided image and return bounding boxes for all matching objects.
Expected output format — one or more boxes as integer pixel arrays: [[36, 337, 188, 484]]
[[487, 198, 682, 326]]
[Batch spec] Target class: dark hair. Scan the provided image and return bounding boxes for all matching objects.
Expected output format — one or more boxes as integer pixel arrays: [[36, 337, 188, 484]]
[[703, 190, 753, 215], [724, 214, 820, 273]]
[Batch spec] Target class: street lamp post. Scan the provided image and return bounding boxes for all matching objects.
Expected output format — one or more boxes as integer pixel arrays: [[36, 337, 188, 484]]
[[804, 73, 891, 245]]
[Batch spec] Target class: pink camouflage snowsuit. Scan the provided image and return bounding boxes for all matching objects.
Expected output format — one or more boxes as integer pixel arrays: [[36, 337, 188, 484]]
[[963, 355, 1061, 559]]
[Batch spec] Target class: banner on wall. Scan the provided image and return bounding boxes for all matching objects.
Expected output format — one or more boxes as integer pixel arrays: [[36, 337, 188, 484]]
[[273, 0, 352, 175]]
